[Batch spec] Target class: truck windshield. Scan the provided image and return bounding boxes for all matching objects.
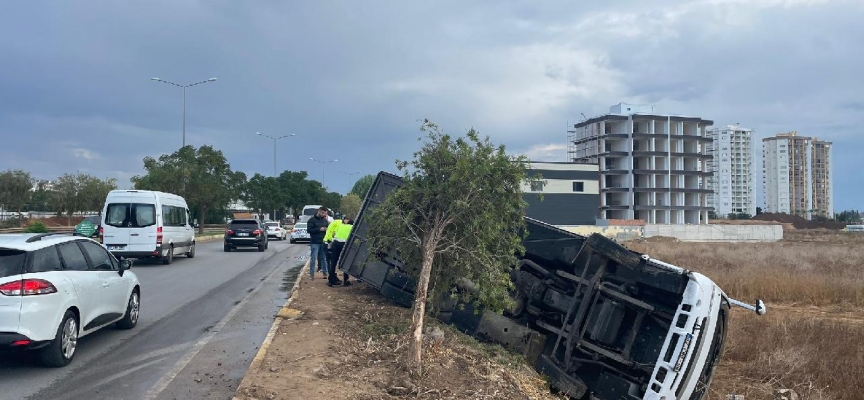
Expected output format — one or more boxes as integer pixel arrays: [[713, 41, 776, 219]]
[[105, 203, 157, 228]]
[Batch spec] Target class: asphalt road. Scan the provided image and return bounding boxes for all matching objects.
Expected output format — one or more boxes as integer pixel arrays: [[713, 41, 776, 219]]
[[0, 238, 309, 400]]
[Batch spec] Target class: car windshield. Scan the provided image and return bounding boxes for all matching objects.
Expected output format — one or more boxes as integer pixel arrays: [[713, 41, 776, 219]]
[[105, 203, 156, 228], [266, 223, 279, 228], [231, 221, 259, 228], [0, 249, 27, 279], [83, 216, 100, 224], [295, 223, 307, 229]]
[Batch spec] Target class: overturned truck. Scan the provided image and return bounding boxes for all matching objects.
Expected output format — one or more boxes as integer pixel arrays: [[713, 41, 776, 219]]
[[337, 172, 766, 400]]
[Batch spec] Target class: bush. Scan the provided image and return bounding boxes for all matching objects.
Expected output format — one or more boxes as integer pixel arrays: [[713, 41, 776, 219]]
[[24, 221, 49, 233]]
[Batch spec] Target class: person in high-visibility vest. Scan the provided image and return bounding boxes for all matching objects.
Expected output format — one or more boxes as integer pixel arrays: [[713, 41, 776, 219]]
[[324, 216, 354, 287]]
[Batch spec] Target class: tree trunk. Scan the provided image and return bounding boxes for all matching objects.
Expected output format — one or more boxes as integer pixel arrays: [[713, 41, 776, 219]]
[[198, 206, 207, 234], [409, 238, 437, 377]]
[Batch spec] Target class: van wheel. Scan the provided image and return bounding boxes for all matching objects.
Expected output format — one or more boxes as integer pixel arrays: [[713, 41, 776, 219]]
[[40, 310, 78, 367], [162, 246, 173, 265], [186, 243, 196, 258]]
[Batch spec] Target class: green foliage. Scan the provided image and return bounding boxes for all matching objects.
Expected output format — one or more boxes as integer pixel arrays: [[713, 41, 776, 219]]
[[319, 191, 342, 211], [52, 173, 117, 225], [27, 180, 55, 211], [756, 206, 763, 215], [243, 173, 285, 213], [350, 174, 376, 198], [24, 220, 48, 233], [365, 120, 529, 313], [131, 145, 246, 233], [0, 170, 35, 218], [835, 209, 861, 223], [727, 213, 752, 220], [339, 193, 362, 219]]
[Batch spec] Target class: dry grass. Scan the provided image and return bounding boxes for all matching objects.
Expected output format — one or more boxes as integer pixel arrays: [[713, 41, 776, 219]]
[[627, 234, 864, 307], [627, 231, 864, 400]]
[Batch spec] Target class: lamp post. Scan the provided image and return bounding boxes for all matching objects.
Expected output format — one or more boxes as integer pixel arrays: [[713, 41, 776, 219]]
[[309, 158, 338, 189], [256, 132, 296, 177], [151, 77, 218, 147]]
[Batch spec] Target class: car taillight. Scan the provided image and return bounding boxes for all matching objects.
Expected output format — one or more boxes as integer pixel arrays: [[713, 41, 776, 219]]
[[0, 279, 58, 296], [226, 229, 234, 235], [275, 228, 280, 231], [253, 229, 262, 236], [156, 226, 163, 245], [99, 226, 104, 244]]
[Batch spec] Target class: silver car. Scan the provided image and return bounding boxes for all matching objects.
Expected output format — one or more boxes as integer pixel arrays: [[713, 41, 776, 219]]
[[289, 222, 310, 243]]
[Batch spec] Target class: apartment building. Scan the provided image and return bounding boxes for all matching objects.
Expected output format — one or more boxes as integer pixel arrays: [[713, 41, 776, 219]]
[[705, 125, 756, 217], [567, 103, 714, 224], [522, 162, 600, 225], [762, 131, 833, 219]]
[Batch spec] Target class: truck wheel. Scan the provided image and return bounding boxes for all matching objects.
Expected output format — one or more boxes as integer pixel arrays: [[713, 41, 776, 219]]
[[186, 242, 196, 258], [385, 269, 416, 293], [162, 246, 173, 265]]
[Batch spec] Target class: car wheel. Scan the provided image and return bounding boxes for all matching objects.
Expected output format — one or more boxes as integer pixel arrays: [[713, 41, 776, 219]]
[[265, 241, 269, 250], [224, 244, 231, 252], [40, 310, 78, 368], [290, 239, 295, 244], [116, 290, 140, 329], [162, 246, 173, 265], [186, 242, 196, 258], [258, 242, 266, 252]]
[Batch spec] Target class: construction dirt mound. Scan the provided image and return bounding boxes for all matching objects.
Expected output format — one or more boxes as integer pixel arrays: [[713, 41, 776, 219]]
[[751, 213, 844, 230]]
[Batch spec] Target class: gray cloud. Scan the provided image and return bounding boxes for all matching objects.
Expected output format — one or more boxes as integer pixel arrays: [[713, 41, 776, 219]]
[[0, 0, 861, 210]]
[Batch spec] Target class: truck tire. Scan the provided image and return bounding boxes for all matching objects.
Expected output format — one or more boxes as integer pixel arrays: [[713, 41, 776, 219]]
[[384, 269, 416, 293]]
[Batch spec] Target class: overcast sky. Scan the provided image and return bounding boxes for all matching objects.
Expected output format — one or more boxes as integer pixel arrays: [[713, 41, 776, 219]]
[[1, 0, 861, 211]]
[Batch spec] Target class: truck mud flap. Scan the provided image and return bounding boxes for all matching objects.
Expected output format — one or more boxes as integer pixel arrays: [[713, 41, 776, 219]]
[[535, 354, 588, 399], [579, 233, 643, 270]]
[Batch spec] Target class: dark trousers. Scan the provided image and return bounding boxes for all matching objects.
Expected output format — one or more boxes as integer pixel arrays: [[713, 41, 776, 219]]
[[327, 241, 348, 283]]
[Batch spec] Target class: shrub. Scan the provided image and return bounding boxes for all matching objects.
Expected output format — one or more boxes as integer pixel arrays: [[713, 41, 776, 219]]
[[24, 220, 49, 233]]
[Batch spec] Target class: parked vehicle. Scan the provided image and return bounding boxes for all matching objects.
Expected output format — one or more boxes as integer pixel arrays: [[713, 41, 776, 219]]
[[337, 172, 767, 400], [289, 222, 310, 243], [0, 233, 139, 367], [264, 221, 287, 240], [224, 219, 268, 252]]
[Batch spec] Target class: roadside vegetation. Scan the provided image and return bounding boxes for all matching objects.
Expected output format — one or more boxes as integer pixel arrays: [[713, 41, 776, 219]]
[[627, 231, 864, 400], [0, 145, 371, 230]]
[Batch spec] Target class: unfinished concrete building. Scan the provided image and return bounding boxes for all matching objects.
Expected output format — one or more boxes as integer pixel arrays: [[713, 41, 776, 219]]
[[568, 103, 714, 224]]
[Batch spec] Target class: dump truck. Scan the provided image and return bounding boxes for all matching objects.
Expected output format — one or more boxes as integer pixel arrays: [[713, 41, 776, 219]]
[[337, 172, 766, 400]]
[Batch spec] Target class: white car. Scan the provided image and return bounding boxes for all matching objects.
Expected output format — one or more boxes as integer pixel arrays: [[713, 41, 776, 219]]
[[289, 222, 311, 243], [264, 222, 287, 241], [0, 233, 140, 367]]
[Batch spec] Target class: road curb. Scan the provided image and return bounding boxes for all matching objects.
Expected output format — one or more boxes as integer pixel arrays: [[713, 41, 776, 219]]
[[232, 259, 308, 400], [196, 234, 223, 244]]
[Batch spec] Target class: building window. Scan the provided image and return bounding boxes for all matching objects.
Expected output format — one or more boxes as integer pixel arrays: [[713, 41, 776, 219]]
[[530, 180, 545, 192], [573, 182, 584, 192]]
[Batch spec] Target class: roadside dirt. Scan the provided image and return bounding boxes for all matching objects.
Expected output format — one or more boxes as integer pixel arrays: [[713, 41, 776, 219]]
[[234, 269, 560, 400]]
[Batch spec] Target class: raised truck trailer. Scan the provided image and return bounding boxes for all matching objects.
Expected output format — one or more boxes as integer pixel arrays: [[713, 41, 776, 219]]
[[337, 172, 766, 400]]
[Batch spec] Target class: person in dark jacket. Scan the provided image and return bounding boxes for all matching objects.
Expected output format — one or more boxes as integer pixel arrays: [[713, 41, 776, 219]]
[[306, 207, 330, 279]]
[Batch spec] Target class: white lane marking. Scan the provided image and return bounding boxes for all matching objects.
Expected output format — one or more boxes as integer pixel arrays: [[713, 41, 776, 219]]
[[142, 256, 289, 400]]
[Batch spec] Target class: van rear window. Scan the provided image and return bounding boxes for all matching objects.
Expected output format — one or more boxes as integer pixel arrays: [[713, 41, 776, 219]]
[[105, 203, 157, 228], [0, 249, 26, 279]]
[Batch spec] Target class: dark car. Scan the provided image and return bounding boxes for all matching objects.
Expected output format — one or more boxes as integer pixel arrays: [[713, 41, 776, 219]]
[[74, 216, 101, 239], [223, 219, 268, 252]]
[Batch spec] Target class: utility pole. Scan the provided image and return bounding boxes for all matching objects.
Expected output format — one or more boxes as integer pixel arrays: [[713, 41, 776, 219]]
[[151, 77, 218, 147]]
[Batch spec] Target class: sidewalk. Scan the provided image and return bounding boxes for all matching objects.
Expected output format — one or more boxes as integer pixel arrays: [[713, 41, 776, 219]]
[[231, 264, 561, 400]]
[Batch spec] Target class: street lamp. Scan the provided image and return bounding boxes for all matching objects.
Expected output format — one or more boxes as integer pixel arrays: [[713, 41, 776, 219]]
[[256, 132, 296, 177], [309, 158, 338, 189], [151, 77, 218, 147]]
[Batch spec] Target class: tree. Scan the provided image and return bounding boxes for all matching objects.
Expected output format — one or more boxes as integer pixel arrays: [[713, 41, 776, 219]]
[[350, 174, 376, 199], [244, 174, 285, 218], [755, 206, 763, 215], [27, 180, 56, 212], [339, 193, 362, 219], [276, 170, 329, 216], [132, 145, 246, 233], [53, 173, 83, 226], [0, 170, 35, 224], [319, 190, 342, 211], [79, 175, 117, 213], [365, 121, 528, 375]]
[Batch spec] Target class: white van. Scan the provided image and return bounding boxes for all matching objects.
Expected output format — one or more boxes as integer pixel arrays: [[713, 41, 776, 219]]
[[301, 205, 333, 223], [100, 190, 195, 265]]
